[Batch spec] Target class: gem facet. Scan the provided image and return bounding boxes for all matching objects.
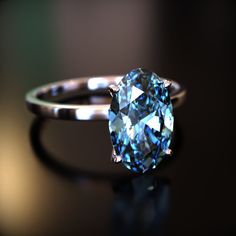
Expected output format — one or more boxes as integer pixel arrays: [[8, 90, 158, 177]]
[[108, 68, 174, 173]]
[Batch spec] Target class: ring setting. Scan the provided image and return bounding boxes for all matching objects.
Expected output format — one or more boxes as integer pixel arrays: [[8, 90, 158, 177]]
[[26, 68, 186, 174]]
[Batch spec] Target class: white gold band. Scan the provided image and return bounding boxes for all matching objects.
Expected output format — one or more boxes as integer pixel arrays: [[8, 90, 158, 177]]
[[26, 76, 186, 120]]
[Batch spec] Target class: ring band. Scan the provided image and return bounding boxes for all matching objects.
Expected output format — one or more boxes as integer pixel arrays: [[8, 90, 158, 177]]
[[26, 75, 186, 120]]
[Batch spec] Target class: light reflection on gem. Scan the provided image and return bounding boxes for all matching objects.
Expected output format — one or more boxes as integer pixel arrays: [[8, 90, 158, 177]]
[[109, 68, 174, 173]]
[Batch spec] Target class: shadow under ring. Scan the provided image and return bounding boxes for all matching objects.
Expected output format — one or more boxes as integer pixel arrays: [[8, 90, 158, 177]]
[[29, 117, 183, 182]]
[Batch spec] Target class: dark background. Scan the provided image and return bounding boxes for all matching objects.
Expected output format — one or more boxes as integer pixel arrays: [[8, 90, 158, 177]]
[[0, 1, 235, 236]]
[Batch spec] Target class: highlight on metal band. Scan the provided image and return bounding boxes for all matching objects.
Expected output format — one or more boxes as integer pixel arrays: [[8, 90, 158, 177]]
[[26, 76, 186, 120]]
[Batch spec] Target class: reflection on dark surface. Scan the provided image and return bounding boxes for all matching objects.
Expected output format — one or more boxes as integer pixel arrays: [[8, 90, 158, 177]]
[[30, 118, 171, 236], [112, 176, 170, 236], [30, 118, 131, 181], [30, 115, 183, 177], [30, 117, 182, 180]]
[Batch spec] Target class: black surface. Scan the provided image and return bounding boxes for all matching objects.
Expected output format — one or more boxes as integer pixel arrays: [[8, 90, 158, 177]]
[[0, 1, 235, 236]]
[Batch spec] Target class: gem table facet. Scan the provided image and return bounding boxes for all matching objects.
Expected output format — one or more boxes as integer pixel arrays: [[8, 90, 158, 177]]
[[108, 68, 174, 173]]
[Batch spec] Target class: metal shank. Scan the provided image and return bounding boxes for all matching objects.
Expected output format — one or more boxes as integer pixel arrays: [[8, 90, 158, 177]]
[[26, 76, 186, 120]]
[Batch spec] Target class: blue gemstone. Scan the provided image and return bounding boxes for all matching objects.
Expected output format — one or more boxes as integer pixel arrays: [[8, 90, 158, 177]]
[[108, 68, 174, 173]]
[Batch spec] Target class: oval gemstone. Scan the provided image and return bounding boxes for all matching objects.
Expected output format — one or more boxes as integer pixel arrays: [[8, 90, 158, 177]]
[[108, 68, 174, 173]]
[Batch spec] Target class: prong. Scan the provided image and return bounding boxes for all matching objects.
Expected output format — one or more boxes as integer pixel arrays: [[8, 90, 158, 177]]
[[163, 79, 172, 88], [108, 84, 119, 97], [111, 149, 122, 163], [165, 148, 173, 156]]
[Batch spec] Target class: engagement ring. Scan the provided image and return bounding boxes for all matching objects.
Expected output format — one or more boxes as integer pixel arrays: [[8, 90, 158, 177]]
[[26, 68, 186, 173]]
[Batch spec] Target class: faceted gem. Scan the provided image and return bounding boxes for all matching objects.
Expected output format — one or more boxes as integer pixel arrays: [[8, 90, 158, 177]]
[[108, 68, 174, 173]]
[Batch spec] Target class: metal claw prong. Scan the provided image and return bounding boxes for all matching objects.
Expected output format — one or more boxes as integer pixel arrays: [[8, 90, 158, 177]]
[[163, 79, 172, 88], [165, 148, 173, 156], [111, 149, 122, 163], [108, 84, 119, 97]]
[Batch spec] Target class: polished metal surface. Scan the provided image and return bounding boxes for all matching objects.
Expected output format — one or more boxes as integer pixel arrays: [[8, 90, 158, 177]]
[[26, 76, 186, 120]]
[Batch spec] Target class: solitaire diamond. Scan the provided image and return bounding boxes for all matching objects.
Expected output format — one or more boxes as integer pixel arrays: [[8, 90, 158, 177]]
[[108, 68, 174, 173]]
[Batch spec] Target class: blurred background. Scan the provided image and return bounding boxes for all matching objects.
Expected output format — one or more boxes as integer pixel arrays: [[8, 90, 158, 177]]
[[0, 1, 235, 236]]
